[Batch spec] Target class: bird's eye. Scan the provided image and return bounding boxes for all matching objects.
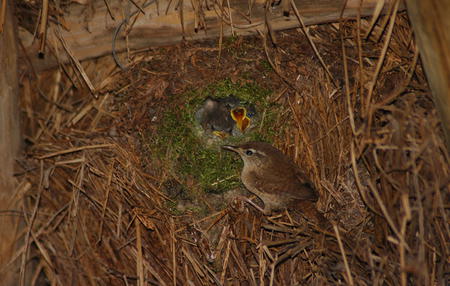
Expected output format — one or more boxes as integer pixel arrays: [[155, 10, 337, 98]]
[[245, 150, 254, 156]]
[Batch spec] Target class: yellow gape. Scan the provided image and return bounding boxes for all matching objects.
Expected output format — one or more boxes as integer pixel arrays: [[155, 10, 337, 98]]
[[212, 130, 229, 138], [231, 107, 250, 132]]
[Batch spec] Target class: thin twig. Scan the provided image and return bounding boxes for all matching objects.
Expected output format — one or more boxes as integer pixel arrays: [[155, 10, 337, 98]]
[[290, 0, 338, 87], [37, 0, 49, 56], [333, 224, 354, 286], [38, 143, 113, 159], [365, 0, 400, 114], [226, 0, 234, 36], [103, 0, 116, 20], [363, 0, 385, 39], [19, 161, 44, 286], [136, 221, 144, 286], [128, 0, 147, 15], [367, 180, 410, 251], [56, 29, 96, 96]]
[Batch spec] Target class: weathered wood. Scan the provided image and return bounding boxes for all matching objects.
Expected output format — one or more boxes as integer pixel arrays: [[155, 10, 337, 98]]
[[22, 0, 396, 71], [0, 0, 21, 285], [406, 0, 450, 153]]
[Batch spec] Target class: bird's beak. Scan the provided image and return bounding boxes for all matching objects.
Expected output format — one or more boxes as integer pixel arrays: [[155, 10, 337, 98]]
[[221, 145, 239, 153], [231, 107, 250, 132], [212, 131, 229, 138]]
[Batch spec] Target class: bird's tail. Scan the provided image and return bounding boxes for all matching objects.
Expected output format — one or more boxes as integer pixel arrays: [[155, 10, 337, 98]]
[[293, 200, 330, 229]]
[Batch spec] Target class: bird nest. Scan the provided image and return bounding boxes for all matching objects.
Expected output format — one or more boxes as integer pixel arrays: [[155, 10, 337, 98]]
[[9, 11, 449, 286]]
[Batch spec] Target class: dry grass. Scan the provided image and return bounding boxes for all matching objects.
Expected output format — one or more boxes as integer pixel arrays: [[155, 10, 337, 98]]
[[3, 2, 449, 285]]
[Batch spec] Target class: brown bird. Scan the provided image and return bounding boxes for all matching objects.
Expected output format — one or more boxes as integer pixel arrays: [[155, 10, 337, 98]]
[[222, 142, 327, 226]]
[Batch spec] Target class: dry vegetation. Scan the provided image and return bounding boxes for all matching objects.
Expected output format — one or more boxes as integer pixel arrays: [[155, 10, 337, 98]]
[[3, 1, 449, 285]]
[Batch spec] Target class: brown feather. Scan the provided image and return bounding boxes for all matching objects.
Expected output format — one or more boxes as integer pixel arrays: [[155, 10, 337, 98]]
[[225, 142, 320, 214]]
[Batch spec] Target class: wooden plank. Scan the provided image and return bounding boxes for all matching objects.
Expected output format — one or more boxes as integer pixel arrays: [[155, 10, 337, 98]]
[[22, 0, 397, 71], [0, 0, 21, 285], [406, 0, 450, 153]]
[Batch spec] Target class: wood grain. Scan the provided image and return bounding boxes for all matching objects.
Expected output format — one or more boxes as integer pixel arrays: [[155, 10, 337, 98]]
[[0, 0, 21, 285], [406, 0, 450, 153], [22, 0, 396, 71]]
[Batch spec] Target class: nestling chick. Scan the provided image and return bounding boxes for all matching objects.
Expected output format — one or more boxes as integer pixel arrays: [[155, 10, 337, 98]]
[[195, 95, 256, 139], [197, 97, 236, 137]]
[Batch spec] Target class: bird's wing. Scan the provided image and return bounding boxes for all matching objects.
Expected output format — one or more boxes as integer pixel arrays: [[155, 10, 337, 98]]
[[249, 168, 318, 202]]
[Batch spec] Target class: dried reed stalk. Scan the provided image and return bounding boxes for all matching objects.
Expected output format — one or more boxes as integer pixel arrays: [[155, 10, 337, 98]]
[[11, 8, 449, 286]]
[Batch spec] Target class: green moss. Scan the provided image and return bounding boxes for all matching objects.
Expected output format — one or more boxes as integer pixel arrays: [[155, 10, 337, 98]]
[[223, 35, 239, 50], [166, 200, 183, 215], [143, 79, 281, 210], [261, 60, 273, 72], [202, 79, 269, 104]]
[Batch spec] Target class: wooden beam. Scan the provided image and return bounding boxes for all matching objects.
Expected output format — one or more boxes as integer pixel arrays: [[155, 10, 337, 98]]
[[0, 0, 22, 285], [406, 0, 450, 153], [21, 0, 397, 71]]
